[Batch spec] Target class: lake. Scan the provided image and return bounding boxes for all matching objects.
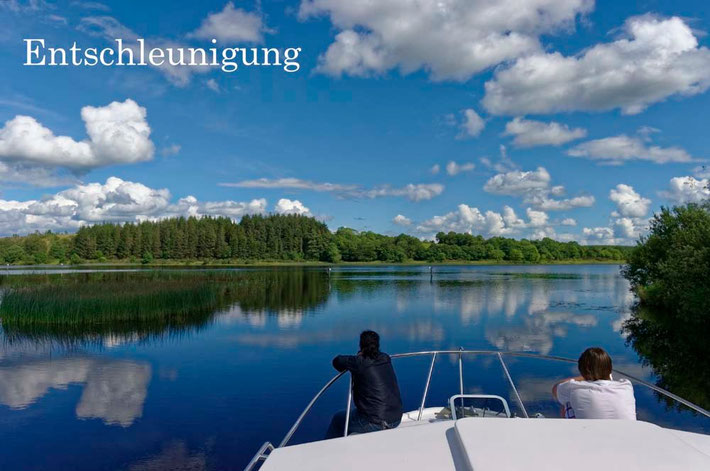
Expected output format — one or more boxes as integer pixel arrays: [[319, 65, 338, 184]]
[[0, 264, 707, 470]]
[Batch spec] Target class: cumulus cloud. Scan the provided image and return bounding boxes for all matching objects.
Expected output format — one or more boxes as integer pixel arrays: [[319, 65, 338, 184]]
[[581, 184, 652, 245], [458, 109, 485, 138], [429, 164, 440, 175], [567, 134, 694, 165], [446, 161, 475, 176], [484, 167, 551, 195], [416, 204, 552, 239], [299, 0, 593, 80], [483, 15, 710, 115], [503, 117, 586, 147], [483, 166, 594, 211], [661, 176, 710, 204], [561, 218, 577, 226], [0, 99, 154, 173], [222, 178, 443, 202], [188, 2, 269, 43], [609, 184, 651, 218], [393, 214, 412, 226], [0, 177, 267, 235], [274, 198, 311, 216]]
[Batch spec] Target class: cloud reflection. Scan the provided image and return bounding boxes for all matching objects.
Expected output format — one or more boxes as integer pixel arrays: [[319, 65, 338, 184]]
[[486, 311, 597, 355], [0, 356, 151, 427]]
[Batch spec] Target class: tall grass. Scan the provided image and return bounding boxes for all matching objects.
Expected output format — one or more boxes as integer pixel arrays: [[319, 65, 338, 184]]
[[0, 269, 331, 344]]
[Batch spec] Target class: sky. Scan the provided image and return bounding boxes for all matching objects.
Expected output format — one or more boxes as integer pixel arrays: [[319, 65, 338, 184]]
[[0, 0, 709, 244]]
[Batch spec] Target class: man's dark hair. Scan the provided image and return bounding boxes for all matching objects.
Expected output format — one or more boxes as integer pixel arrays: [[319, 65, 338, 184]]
[[360, 330, 380, 359], [578, 347, 613, 381]]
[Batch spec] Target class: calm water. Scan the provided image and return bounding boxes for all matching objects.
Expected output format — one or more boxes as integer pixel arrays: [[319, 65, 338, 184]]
[[0, 265, 707, 470]]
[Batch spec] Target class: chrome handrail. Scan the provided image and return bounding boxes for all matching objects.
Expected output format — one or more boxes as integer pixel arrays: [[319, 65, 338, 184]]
[[343, 375, 353, 437], [497, 352, 529, 418], [246, 349, 710, 471], [277, 370, 346, 448], [417, 352, 437, 421]]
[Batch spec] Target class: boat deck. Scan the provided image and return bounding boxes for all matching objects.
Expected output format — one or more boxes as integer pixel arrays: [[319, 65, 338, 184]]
[[260, 418, 710, 471]]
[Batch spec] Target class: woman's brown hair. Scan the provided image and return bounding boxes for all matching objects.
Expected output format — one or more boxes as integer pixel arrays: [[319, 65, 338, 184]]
[[578, 347, 613, 381]]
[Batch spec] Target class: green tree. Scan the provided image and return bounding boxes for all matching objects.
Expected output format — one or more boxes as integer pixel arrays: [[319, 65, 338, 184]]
[[4, 245, 26, 264], [623, 204, 710, 322]]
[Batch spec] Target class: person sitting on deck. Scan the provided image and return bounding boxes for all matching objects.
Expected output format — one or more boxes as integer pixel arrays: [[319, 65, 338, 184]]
[[552, 347, 636, 420], [325, 330, 403, 439]]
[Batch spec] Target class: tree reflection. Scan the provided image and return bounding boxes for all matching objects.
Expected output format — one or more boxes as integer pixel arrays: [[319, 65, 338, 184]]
[[623, 306, 710, 411]]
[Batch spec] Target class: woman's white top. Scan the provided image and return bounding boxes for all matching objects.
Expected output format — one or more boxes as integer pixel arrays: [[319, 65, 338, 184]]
[[556, 378, 636, 420]]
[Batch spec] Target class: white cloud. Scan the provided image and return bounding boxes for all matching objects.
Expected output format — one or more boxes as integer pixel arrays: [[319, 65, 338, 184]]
[[458, 109, 485, 138], [274, 198, 311, 216], [567, 134, 694, 165], [0, 177, 268, 235], [429, 164, 440, 175], [582, 216, 648, 245], [299, 0, 593, 80], [609, 184, 651, 218], [483, 15, 710, 115], [0, 99, 154, 170], [445, 161, 475, 176], [582, 226, 615, 244], [1, 0, 51, 12], [483, 167, 551, 195], [526, 208, 548, 227], [483, 166, 595, 211], [661, 176, 710, 204], [188, 2, 269, 43], [503, 117, 586, 147], [416, 204, 551, 239], [694, 165, 710, 179], [363, 183, 444, 202], [581, 186, 652, 245], [561, 218, 577, 226], [393, 214, 412, 226], [205, 78, 220, 92], [160, 144, 181, 157], [222, 178, 443, 202]]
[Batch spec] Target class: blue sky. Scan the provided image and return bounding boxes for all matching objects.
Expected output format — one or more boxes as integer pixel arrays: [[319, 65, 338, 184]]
[[0, 0, 708, 243]]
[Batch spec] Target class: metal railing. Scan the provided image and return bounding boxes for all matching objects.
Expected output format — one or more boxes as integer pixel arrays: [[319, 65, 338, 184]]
[[244, 349, 710, 471]]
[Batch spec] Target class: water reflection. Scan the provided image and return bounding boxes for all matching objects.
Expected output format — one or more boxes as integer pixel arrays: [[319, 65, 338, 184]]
[[128, 441, 207, 471], [624, 307, 710, 411], [0, 355, 151, 426], [486, 311, 598, 355], [1, 265, 706, 470]]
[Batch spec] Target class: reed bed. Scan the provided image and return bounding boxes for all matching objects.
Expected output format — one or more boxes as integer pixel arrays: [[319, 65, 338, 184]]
[[0, 270, 331, 345]]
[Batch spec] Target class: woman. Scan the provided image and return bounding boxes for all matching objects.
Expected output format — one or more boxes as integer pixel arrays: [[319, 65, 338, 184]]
[[325, 330, 403, 439], [552, 347, 636, 419]]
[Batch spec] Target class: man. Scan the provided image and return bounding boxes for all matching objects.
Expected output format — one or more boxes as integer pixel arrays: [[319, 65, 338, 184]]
[[552, 347, 636, 419], [325, 330, 403, 439]]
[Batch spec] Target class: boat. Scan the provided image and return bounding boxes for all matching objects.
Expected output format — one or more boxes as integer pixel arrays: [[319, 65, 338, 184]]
[[244, 349, 710, 470]]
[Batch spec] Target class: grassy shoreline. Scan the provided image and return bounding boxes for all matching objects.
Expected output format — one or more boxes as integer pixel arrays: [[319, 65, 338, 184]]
[[0, 258, 626, 269]]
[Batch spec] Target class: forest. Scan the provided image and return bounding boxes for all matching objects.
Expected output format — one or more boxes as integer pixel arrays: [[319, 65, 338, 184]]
[[0, 214, 631, 265]]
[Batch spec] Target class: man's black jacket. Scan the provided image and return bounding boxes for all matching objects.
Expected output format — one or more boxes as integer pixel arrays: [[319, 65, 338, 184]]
[[332, 352, 403, 425]]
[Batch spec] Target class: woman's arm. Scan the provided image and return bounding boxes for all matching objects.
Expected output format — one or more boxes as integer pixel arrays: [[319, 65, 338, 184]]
[[552, 376, 584, 401]]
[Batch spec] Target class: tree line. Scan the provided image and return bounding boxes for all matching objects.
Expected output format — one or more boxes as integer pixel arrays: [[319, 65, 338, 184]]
[[0, 214, 630, 265]]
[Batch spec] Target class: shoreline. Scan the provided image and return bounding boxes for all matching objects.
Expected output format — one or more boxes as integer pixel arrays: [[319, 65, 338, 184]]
[[0, 259, 627, 270]]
